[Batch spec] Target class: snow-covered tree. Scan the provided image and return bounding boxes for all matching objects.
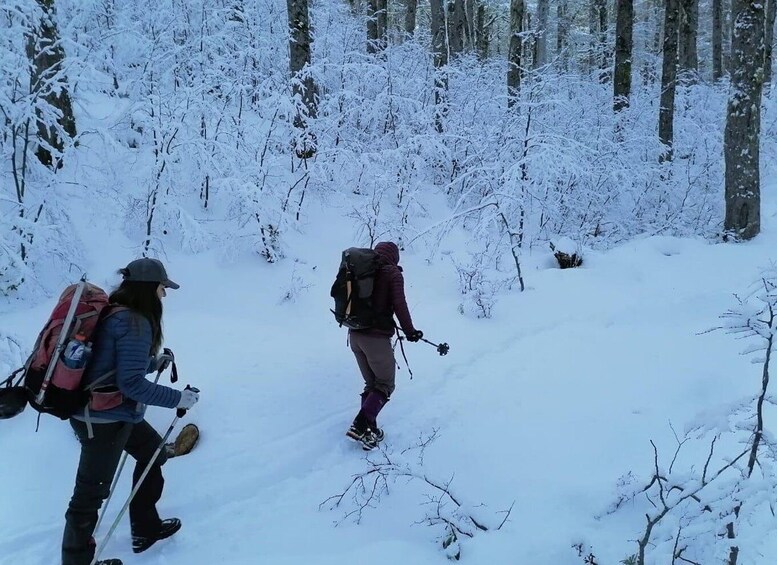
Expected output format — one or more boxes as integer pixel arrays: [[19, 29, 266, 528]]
[[724, 0, 764, 240]]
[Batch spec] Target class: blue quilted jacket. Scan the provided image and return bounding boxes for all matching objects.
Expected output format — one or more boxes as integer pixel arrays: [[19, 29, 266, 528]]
[[72, 308, 181, 424]]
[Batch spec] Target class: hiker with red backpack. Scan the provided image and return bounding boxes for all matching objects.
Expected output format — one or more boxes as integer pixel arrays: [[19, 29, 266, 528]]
[[58, 258, 199, 565], [331, 241, 423, 451]]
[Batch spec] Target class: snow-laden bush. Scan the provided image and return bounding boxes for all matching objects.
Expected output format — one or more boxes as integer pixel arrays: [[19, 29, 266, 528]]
[[0, 0, 759, 303]]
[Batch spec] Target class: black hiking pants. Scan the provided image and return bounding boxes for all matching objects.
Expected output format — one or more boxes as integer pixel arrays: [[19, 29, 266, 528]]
[[62, 419, 168, 565]]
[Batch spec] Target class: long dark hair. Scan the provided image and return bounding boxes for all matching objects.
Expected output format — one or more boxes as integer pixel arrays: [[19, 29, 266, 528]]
[[109, 280, 163, 355]]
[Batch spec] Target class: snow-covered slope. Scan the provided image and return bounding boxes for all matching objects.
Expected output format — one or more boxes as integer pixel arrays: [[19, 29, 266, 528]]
[[2, 188, 776, 564]]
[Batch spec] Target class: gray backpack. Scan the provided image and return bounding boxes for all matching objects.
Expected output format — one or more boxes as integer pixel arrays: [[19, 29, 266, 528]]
[[330, 248, 380, 330]]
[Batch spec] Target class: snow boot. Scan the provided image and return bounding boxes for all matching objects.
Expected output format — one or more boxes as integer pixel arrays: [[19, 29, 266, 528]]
[[361, 428, 384, 451], [346, 413, 368, 442], [96, 560, 122, 565], [132, 518, 182, 553], [165, 423, 199, 458]]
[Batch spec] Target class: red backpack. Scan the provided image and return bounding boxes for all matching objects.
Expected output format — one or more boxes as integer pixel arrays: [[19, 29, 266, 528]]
[[21, 278, 117, 419]]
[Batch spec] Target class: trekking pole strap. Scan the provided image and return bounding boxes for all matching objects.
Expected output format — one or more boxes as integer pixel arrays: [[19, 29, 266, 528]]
[[393, 328, 414, 380]]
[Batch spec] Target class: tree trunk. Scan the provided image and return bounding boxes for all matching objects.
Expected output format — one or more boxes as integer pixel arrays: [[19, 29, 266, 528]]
[[447, 0, 465, 57], [557, 0, 569, 69], [724, 0, 764, 241], [659, 0, 679, 158], [430, 0, 448, 132], [723, 0, 732, 74], [508, 0, 524, 108], [287, 0, 317, 127], [713, 0, 724, 80], [613, 0, 634, 111], [405, 0, 418, 35], [27, 0, 77, 169], [455, 0, 469, 51], [596, 0, 609, 80], [765, 0, 777, 85], [589, 0, 597, 71], [367, 0, 379, 53], [537, 0, 549, 68], [678, 0, 699, 81], [477, 4, 489, 59], [525, 11, 534, 68], [465, 0, 476, 50], [377, 0, 388, 50]]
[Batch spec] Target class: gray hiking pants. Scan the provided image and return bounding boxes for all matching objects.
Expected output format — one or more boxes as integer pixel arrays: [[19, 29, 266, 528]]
[[349, 332, 396, 398]]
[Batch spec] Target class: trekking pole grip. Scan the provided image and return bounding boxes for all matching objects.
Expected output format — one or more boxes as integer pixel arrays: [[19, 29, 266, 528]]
[[177, 385, 199, 418]]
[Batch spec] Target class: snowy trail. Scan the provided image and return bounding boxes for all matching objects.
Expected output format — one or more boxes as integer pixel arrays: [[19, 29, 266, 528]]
[[3, 198, 777, 563]]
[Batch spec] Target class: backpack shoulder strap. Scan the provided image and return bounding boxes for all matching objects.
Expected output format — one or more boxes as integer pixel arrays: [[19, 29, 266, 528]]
[[102, 304, 129, 319]]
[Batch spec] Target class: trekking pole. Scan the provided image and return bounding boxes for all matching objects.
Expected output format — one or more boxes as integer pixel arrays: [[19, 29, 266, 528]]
[[93, 362, 170, 533], [395, 326, 450, 356], [90, 384, 195, 565], [420, 337, 450, 356]]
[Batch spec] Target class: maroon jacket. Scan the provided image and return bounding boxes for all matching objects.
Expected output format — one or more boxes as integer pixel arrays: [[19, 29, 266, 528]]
[[356, 242, 417, 337]]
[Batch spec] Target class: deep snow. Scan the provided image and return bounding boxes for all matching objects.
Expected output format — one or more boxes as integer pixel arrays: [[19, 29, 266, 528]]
[[2, 185, 777, 564]]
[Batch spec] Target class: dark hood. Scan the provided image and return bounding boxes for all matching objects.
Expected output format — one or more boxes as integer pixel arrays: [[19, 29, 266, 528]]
[[374, 242, 400, 266]]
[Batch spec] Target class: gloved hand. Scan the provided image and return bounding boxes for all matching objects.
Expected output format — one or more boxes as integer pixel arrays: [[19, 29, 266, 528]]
[[406, 330, 423, 342], [177, 388, 199, 410], [156, 348, 174, 372]]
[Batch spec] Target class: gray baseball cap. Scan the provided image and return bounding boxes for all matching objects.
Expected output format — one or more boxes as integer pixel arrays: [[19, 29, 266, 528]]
[[119, 258, 180, 289]]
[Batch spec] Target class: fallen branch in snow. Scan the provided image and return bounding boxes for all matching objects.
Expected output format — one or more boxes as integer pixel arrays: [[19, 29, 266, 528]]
[[605, 266, 777, 565], [320, 430, 514, 561]]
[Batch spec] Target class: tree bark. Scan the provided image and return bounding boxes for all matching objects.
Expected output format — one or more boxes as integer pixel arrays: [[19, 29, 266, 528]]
[[613, 0, 634, 111], [588, 0, 597, 71], [367, 0, 379, 53], [27, 0, 77, 169], [724, 0, 764, 241], [430, 0, 448, 132], [713, 0, 724, 80], [447, 0, 466, 57], [508, 0, 524, 108], [525, 11, 534, 68], [455, 0, 469, 51], [404, 0, 418, 35], [536, 0, 549, 68], [678, 0, 699, 81], [765, 0, 777, 85], [557, 0, 569, 69], [659, 0, 679, 158], [477, 4, 489, 59], [724, 0, 732, 74], [287, 0, 317, 126], [465, 0, 476, 50], [377, 0, 388, 50], [596, 0, 609, 80]]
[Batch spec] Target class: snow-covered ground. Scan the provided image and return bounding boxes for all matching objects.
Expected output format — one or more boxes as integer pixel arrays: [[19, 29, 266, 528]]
[[2, 185, 776, 564]]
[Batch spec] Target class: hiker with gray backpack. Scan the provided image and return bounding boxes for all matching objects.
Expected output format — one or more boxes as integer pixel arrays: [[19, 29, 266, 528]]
[[331, 242, 424, 450]]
